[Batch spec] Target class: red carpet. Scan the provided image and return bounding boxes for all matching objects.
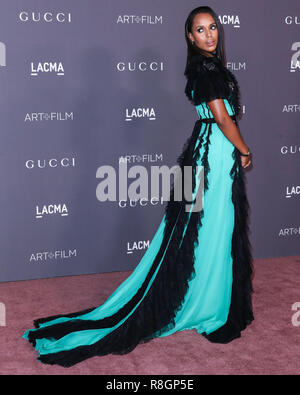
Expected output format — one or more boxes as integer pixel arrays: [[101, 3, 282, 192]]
[[0, 256, 299, 375]]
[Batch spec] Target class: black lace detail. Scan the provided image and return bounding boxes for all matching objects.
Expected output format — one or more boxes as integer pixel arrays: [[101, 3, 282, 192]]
[[24, 79, 253, 366], [26, 120, 217, 367], [184, 54, 241, 118], [202, 147, 254, 343]]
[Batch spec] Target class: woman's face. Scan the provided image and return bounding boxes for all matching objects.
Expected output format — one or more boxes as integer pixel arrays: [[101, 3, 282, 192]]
[[188, 13, 218, 55]]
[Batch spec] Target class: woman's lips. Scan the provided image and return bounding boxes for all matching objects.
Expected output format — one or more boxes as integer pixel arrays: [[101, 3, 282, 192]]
[[206, 41, 215, 47]]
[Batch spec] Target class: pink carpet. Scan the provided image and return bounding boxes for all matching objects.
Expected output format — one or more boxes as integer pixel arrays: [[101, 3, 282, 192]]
[[0, 256, 299, 375]]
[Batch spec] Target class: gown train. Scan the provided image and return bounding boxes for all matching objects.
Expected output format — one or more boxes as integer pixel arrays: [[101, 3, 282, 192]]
[[22, 112, 254, 367]]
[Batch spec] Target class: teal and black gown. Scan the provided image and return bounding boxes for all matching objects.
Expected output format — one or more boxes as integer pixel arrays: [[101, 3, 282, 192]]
[[22, 52, 254, 367]]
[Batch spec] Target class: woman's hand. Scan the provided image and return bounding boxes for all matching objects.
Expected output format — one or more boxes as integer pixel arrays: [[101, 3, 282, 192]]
[[241, 154, 252, 169]]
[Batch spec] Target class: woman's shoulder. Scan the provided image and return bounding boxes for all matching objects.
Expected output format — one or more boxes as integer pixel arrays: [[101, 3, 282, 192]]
[[184, 52, 241, 117], [184, 53, 232, 107], [187, 53, 224, 74]]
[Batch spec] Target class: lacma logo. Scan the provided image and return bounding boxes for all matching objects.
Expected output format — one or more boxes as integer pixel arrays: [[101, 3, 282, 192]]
[[125, 107, 156, 121], [31, 61, 64, 76], [286, 185, 300, 198], [36, 203, 69, 219], [0, 42, 6, 67], [127, 240, 150, 254], [219, 15, 240, 28]]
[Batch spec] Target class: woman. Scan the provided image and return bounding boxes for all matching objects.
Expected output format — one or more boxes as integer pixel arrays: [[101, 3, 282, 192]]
[[22, 6, 254, 367]]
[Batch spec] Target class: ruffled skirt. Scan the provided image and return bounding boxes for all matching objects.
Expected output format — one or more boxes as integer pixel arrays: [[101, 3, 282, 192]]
[[22, 115, 254, 367]]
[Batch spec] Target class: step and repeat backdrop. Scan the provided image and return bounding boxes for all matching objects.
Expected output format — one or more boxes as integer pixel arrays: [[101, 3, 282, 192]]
[[0, 1, 299, 282]]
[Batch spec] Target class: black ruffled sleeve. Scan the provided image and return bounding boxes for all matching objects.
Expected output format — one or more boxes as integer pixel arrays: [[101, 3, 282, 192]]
[[185, 57, 230, 106]]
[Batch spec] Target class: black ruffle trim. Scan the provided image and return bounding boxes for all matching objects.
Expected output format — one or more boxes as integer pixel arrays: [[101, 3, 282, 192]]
[[202, 147, 254, 343], [24, 119, 253, 367], [184, 54, 242, 118], [25, 119, 211, 366]]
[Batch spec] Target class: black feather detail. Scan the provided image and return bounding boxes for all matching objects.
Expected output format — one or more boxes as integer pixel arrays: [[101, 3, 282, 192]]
[[26, 120, 218, 367], [184, 54, 241, 118]]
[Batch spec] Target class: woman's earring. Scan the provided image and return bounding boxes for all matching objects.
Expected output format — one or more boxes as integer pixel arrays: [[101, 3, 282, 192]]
[[192, 41, 195, 45]]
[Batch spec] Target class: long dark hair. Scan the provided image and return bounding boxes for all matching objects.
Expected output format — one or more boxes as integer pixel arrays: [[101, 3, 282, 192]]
[[184, 6, 226, 76]]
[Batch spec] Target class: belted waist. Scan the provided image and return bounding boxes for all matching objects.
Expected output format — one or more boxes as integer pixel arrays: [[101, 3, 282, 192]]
[[200, 114, 236, 124]]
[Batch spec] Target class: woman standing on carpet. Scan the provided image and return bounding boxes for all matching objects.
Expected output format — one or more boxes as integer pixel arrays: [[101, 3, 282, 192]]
[[22, 6, 254, 367]]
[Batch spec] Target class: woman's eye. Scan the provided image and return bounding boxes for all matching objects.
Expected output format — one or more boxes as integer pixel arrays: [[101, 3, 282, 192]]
[[197, 25, 216, 33]]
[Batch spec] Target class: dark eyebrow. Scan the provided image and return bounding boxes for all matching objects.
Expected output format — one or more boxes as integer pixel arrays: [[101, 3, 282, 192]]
[[195, 22, 216, 28]]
